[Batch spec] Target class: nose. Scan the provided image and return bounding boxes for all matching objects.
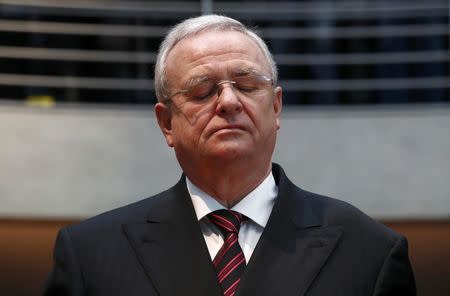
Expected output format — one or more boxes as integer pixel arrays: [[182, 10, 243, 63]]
[[215, 82, 243, 115]]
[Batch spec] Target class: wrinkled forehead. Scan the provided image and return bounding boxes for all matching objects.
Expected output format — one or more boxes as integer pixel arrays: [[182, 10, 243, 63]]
[[165, 30, 270, 81]]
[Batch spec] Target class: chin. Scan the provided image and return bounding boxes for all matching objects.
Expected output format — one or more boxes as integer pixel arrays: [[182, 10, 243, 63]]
[[208, 145, 253, 160]]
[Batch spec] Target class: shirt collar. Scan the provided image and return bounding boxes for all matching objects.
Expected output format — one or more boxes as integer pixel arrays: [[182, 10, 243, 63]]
[[187, 173, 278, 228]]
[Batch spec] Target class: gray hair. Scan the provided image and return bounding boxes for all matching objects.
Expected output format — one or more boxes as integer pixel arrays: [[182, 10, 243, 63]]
[[154, 14, 278, 102]]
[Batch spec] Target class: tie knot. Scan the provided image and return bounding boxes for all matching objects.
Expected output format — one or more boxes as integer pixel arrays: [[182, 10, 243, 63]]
[[208, 209, 244, 235]]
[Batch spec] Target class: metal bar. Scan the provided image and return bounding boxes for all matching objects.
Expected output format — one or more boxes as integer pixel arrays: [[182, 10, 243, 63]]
[[0, 73, 154, 90], [1, 2, 446, 20], [1, 73, 448, 91], [0, 46, 156, 63], [282, 77, 450, 91], [0, 0, 447, 14], [261, 25, 449, 39], [227, 10, 448, 21], [216, 2, 449, 14], [0, 46, 448, 65], [274, 51, 450, 65], [0, 20, 168, 37], [0, 20, 447, 39], [0, 0, 200, 13]]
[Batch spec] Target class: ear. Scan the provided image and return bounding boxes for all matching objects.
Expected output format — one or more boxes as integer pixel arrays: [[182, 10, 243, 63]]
[[155, 102, 174, 147], [273, 86, 283, 130]]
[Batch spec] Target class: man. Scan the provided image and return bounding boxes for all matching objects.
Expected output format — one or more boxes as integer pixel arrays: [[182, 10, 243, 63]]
[[44, 15, 416, 296]]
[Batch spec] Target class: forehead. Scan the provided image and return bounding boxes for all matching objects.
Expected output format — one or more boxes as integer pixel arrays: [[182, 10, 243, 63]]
[[165, 30, 269, 83]]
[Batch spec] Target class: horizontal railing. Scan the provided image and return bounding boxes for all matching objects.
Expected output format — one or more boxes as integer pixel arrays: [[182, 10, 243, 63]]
[[0, 0, 448, 103], [1, 0, 447, 17], [2, 73, 448, 92], [1, 46, 448, 65], [1, 20, 448, 39]]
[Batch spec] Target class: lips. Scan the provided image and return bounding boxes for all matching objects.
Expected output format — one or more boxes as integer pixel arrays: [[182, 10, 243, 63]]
[[209, 124, 247, 136]]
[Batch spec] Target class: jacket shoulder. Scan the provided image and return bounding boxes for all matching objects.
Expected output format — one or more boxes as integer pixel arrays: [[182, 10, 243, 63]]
[[296, 187, 402, 243], [62, 184, 177, 237]]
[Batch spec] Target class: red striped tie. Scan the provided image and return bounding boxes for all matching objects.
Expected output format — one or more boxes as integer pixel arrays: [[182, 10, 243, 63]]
[[208, 210, 246, 296]]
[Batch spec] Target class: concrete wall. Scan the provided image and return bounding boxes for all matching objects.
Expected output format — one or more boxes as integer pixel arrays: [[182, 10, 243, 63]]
[[1, 102, 449, 219]]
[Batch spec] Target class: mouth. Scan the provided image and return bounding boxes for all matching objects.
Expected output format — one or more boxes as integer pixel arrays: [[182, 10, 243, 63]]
[[210, 124, 247, 135]]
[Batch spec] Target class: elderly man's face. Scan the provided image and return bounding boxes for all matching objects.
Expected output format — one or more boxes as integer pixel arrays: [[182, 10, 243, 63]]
[[155, 30, 282, 170]]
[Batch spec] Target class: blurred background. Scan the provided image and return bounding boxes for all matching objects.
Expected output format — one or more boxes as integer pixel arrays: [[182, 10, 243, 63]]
[[0, 0, 449, 295]]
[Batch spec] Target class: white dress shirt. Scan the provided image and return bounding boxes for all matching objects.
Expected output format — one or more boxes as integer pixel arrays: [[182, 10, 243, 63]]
[[187, 173, 278, 263]]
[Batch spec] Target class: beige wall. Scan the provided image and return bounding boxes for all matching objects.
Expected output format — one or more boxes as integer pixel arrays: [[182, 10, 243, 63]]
[[1, 103, 449, 295], [1, 103, 449, 220]]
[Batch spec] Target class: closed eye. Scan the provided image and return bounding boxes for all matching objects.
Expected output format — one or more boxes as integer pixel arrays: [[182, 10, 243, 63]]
[[234, 77, 264, 92], [188, 82, 216, 101]]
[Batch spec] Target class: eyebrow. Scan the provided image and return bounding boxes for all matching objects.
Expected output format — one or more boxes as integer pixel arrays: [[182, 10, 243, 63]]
[[183, 75, 211, 90], [182, 67, 266, 90], [233, 67, 256, 77]]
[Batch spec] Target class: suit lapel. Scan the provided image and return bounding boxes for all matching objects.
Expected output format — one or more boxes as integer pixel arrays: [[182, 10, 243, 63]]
[[123, 178, 222, 296], [237, 164, 343, 296], [122, 165, 342, 296]]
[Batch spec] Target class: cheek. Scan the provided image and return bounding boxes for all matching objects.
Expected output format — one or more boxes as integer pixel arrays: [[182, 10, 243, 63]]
[[252, 107, 279, 143], [171, 115, 209, 148], [170, 117, 190, 145], [243, 101, 273, 130]]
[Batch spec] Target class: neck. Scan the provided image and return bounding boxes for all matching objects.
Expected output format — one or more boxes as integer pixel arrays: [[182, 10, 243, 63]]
[[184, 161, 272, 208]]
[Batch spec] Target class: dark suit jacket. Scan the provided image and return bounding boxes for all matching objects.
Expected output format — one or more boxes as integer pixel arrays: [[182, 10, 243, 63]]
[[44, 164, 416, 296]]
